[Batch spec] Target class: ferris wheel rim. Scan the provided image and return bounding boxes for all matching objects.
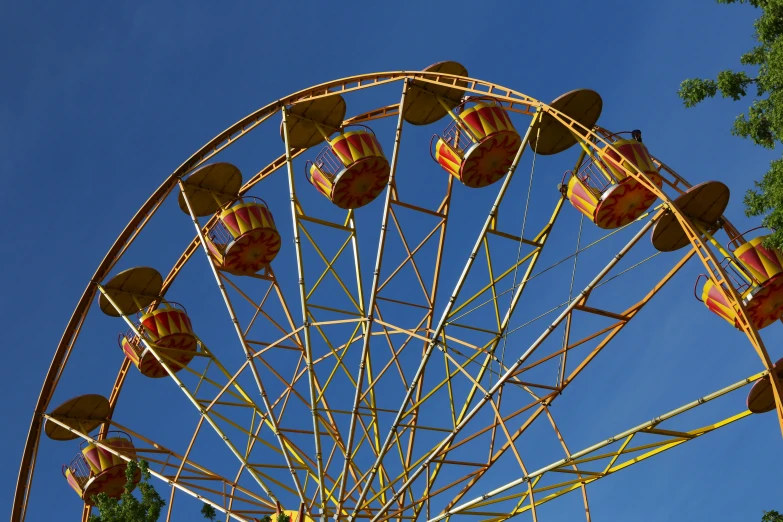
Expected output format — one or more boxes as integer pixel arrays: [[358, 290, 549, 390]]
[[14, 67, 783, 522], [12, 68, 543, 521]]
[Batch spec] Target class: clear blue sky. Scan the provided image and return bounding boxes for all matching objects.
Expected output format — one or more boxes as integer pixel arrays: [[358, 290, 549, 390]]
[[2, 1, 782, 521]]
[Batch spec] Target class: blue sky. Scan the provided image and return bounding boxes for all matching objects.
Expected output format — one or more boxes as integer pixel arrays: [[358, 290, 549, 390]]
[[3, 1, 783, 521]]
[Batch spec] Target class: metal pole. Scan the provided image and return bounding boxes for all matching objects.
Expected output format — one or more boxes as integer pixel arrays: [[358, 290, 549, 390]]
[[178, 179, 307, 503], [335, 80, 409, 516], [427, 369, 764, 521], [283, 106, 329, 522], [370, 216, 658, 522], [348, 108, 543, 521]]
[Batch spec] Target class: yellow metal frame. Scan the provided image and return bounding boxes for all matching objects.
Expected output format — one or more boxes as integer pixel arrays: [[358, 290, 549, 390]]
[[15, 69, 782, 522], [428, 370, 765, 521], [554, 116, 783, 434]]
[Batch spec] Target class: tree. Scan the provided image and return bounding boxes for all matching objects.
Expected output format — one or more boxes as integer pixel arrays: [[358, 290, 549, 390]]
[[88, 460, 165, 522], [763, 510, 783, 522], [201, 503, 217, 521], [89, 460, 225, 522], [678, 0, 783, 248]]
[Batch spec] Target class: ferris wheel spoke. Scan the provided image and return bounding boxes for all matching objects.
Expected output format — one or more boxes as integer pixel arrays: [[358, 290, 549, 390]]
[[165, 415, 211, 521], [282, 105, 379, 521], [410, 213, 665, 512], [428, 370, 761, 521], [348, 109, 543, 522], [180, 180, 313, 505], [326, 173, 456, 515], [335, 80, 410, 515], [437, 196, 565, 439], [364, 208, 660, 522], [326, 98, 460, 512], [363, 178, 455, 495], [435, 242, 696, 513], [538, 406, 591, 520], [248, 324, 374, 504], [210, 267, 366, 508], [553, 113, 783, 437], [96, 285, 294, 506]]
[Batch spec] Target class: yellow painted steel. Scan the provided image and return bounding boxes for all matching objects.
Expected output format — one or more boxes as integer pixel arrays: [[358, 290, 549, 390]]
[[574, 136, 614, 184], [698, 227, 754, 284], [458, 409, 753, 521], [435, 369, 767, 522], [298, 215, 363, 313], [24, 67, 783, 522], [96, 285, 346, 509]]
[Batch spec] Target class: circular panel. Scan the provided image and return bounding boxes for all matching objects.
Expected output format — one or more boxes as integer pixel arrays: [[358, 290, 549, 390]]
[[459, 131, 522, 188], [675, 181, 730, 225], [98, 267, 163, 317], [651, 181, 731, 252], [529, 89, 603, 156], [177, 163, 243, 217], [45, 394, 109, 441], [331, 156, 390, 209], [402, 61, 469, 126], [594, 176, 660, 230], [281, 95, 347, 149], [651, 211, 688, 252], [745, 275, 783, 330], [747, 357, 783, 413]]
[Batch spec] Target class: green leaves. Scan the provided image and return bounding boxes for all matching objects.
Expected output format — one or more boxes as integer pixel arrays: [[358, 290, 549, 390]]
[[677, 72, 754, 107], [677, 71, 754, 108], [677, 78, 717, 107], [201, 503, 217, 521], [718, 70, 755, 100], [679, 0, 783, 248], [744, 157, 783, 248], [762, 510, 783, 522], [88, 460, 165, 522]]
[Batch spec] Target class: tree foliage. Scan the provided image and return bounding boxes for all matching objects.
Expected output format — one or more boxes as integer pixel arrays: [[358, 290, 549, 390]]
[[201, 503, 217, 521], [678, 0, 783, 248], [87, 460, 227, 522], [88, 460, 165, 522], [763, 510, 783, 522]]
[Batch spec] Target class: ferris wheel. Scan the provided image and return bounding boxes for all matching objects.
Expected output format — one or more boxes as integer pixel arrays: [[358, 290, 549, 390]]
[[13, 62, 783, 522]]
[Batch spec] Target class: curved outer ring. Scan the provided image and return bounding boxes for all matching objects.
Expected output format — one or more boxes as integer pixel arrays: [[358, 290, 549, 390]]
[[13, 70, 779, 521], [13, 70, 533, 520]]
